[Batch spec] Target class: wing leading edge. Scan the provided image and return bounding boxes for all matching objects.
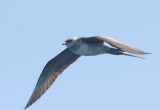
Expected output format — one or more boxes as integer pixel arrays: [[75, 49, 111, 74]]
[[24, 48, 80, 109]]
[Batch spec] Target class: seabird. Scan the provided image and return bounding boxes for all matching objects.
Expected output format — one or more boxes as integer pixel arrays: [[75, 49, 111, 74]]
[[24, 36, 150, 109]]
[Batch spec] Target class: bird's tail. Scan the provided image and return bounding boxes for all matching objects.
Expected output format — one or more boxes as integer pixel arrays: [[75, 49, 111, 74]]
[[121, 53, 146, 59], [106, 47, 146, 59]]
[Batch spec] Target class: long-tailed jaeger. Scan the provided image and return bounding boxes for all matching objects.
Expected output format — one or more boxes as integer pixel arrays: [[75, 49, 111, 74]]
[[24, 36, 150, 109]]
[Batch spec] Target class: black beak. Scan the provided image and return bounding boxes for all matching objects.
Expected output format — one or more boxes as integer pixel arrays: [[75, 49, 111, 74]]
[[62, 42, 66, 45]]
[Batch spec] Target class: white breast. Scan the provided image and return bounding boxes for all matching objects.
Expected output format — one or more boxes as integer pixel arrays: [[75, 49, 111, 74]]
[[66, 39, 106, 56], [75, 44, 89, 55], [74, 44, 106, 56]]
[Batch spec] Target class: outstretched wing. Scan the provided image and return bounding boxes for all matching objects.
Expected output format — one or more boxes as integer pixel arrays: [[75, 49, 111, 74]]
[[25, 48, 80, 109], [94, 36, 150, 54]]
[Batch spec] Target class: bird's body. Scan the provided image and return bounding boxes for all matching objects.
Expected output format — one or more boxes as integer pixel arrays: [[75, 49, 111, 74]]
[[24, 36, 150, 109], [64, 37, 121, 56], [75, 43, 106, 55], [67, 37, 107, 56]]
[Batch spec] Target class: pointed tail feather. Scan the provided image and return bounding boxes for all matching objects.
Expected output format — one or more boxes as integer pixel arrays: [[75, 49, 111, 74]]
[[121, 53, 146, 59]]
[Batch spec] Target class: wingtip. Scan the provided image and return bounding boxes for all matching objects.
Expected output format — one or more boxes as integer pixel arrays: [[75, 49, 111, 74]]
[[132, 50, 151, 55], [139, 52, 152, 55], [24, 105, 28, 110], [24, 101, 32, 110], [144, 52, 152, 54]]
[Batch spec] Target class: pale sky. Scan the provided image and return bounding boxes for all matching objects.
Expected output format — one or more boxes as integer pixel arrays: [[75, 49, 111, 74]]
[[0, 0, 159, 110]]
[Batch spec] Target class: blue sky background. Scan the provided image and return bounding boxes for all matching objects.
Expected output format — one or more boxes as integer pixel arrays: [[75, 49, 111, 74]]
[[0, 0, 159, 110]]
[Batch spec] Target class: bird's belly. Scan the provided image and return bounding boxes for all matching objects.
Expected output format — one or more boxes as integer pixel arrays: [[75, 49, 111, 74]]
[[73, 44, 105, 56]]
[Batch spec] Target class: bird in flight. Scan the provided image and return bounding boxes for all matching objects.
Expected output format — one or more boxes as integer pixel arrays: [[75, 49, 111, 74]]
[[24, 36, 150, 109]]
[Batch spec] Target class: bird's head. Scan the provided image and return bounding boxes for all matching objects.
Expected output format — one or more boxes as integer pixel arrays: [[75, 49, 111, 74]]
[[62, 39, 72, 45], [62, 37, 78, 46]]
